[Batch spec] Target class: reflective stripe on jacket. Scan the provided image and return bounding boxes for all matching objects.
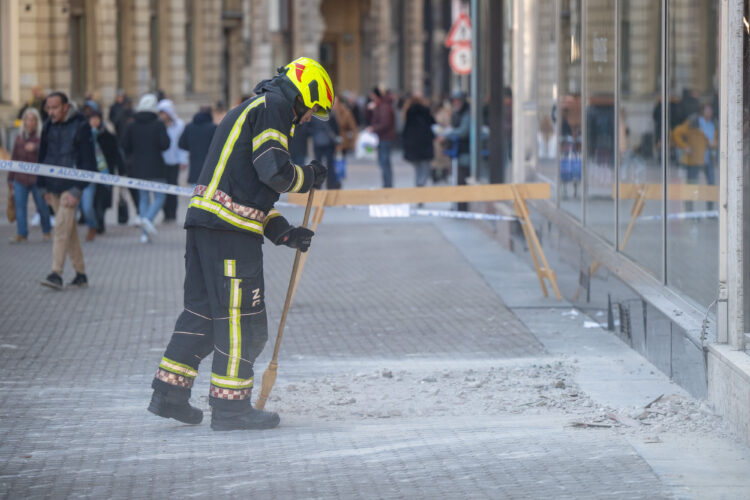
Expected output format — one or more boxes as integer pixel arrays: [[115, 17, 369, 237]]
[[185, 85, 314, 239]]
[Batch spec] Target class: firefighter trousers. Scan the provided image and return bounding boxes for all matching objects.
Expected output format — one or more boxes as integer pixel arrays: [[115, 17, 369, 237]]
[[152, 227, 268, 410]]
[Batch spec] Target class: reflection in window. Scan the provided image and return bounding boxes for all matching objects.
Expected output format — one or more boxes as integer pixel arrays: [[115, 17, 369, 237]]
[[535, 0, 558, 201], [666, 0, 719, 308], [584, 0, 615, 243], [559, 0, 583, 219], [617, 0, 662, 278]]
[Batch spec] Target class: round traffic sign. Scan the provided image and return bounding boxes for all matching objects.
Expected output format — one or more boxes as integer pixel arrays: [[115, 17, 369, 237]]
[[449, 45, 472, 75]]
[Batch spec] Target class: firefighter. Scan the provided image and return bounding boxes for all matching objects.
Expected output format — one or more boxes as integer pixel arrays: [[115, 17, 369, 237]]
[[147, 57, 332, 431]]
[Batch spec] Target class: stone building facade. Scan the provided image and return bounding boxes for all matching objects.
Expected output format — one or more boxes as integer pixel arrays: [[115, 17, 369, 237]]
[[0, 0, 450, 141]]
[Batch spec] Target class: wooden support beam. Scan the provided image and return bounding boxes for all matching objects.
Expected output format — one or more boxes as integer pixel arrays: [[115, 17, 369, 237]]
[[287, 183, 550, 207], [283, 183, 560, 300]]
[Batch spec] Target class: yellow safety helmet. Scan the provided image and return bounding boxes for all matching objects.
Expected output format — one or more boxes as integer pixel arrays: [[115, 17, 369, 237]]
[[280, 57, 334, 120]]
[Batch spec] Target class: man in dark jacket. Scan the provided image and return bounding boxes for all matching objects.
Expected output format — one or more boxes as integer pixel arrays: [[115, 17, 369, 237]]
[[178, 106, 218, 184], [402, 96, 435, 188], [367, 88, 397, 187], [147, 57, 330, 432], [122, 94, 170, 243], [38, 92, 97, 290]]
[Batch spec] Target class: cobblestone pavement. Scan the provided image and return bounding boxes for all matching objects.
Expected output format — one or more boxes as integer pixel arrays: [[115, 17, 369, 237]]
[[0, 160, 747, 499]]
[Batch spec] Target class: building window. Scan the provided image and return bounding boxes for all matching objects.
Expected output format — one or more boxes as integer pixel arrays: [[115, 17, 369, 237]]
[[70, 5, 87, 100]]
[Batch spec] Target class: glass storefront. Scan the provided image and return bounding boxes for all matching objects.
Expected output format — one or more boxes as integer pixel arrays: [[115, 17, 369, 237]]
[[524, 0, 721, 310], [617, 0, 663, 278], [584, 0, 615, 243], [665, 0, 719, 308], [558, 0, 583, 220]]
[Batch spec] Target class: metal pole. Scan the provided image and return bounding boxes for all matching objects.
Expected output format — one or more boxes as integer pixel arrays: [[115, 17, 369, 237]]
[[488, 0, 505, 184], [469, 0, 480, 181], [719, 0, 744, 349], [661, 0, 668, 286], [555, 0, 562, 207]]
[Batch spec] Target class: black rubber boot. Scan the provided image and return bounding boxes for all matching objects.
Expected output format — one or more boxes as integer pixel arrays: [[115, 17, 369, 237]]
[[210, 404, 280, 431], [147, 389, 203, 425]]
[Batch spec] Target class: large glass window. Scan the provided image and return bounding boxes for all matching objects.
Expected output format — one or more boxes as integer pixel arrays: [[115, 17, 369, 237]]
[[617, 0, 663, 277], [666, 0, 719, 308], [533, 0, 558, 201], [559, 0, 583, 219], [584, 0, 615, 242]]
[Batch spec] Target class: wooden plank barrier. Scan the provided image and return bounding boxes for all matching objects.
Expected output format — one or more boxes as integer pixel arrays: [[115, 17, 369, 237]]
[[286, 183, 561, 300]]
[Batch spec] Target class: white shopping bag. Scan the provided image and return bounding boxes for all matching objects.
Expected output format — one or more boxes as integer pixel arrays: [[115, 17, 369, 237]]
[[355, 130, 379, 160]]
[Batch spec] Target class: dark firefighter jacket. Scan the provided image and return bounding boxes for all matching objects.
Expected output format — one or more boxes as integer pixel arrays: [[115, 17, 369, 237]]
[[185, 76, 315, 244]]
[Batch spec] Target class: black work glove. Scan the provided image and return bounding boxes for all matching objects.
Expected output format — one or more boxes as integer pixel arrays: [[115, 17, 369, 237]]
[[308, 160, 328, 189], [280, 227, 315, 252]]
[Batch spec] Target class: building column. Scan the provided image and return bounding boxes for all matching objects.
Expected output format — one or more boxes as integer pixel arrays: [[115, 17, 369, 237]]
[[49, 0, 71, 92], [158, 0, 186, 102], [369, 0, 391, 90], [719, 0, 745, 350], [131, 0, 151, 96], [292, 0, 325, 59], [92, 0, 118, 104], [194, 0, 222, 98], [403, 0, 424, 95], [243, 0, 273, 96]]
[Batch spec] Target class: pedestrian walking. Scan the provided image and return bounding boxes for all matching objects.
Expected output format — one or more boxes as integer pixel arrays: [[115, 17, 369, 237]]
[[333, 97, 357, 181], [122, 94, 170, 243], [147, 57, 330, 431], [157, 99, 188, 222], [108, 89, 128, 127], [38, 92, 97, 290], [17, 85, 48, 122], [7, 107, 51, 243], [178, 106, 217, 185], [442, 91, 471, 210], [288, 120, 311, 166], [81, 110, 123, 240], [367, 87, 397, 188], [310, 109, 341, 189], [402, 95, 435, 188], [333, 97, 357, 155], [111, 96, 139, 217], [671, 108, 717, 212]]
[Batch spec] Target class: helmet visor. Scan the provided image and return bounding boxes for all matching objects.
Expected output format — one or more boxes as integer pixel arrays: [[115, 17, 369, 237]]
[[312, 104, 330, 121]]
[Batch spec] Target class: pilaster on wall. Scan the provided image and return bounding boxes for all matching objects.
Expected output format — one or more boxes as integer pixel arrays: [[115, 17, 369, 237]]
[[371, 0, 391, 90], [246, 0, 274, 94], [403, 0, 424, 95], [194, 0, 222, 100], [160, 0, 187, 102], [292, 0, 325, 59], [132, 0, 151, 96], [92, 0, 118, 104], [17, 0, 42, 100], [50, 0, 71, 92]]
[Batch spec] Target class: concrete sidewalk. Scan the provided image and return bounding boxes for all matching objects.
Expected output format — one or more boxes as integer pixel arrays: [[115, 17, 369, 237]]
[[0, 158, 749, 499]]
